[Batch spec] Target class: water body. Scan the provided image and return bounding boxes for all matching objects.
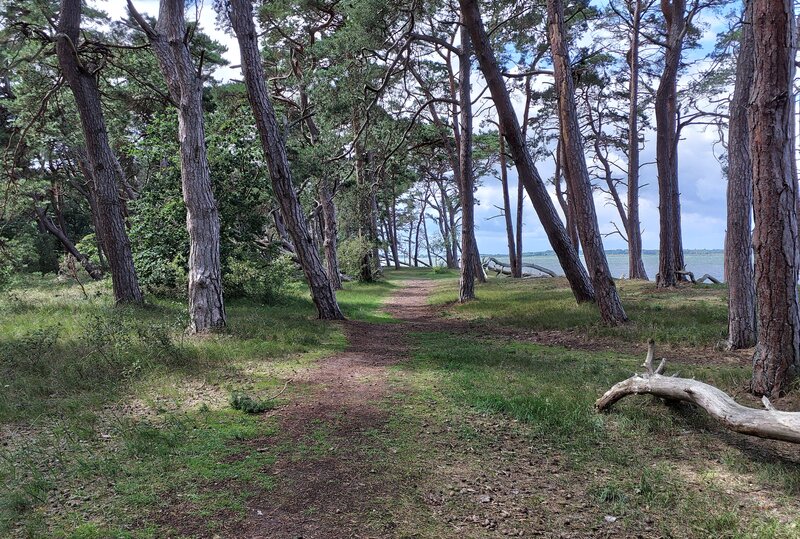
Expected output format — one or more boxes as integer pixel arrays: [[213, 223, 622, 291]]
[[491, 250, 726, 281]]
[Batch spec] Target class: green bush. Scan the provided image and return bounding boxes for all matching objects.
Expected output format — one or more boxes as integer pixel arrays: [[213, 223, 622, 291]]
[[224, 253, 296, 301], [337, 236, 374, 281]]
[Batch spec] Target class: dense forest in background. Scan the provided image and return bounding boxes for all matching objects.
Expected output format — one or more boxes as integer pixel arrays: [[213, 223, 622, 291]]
[[0, 0, 798, 396]]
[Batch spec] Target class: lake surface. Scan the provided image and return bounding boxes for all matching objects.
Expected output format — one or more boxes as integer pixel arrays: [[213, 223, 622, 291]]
[[490, 251, 726, 281]]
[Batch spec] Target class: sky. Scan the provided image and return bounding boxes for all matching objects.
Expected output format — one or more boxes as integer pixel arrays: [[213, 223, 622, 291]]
[[98, 0, 732, 256]]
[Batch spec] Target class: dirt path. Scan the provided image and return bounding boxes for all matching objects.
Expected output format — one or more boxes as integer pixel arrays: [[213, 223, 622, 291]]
[[236, 279, 442, 538], [219, 279, 651, 538]]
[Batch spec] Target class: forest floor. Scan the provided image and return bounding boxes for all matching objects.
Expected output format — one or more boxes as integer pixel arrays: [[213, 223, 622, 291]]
[[2, 269, 800, 538]]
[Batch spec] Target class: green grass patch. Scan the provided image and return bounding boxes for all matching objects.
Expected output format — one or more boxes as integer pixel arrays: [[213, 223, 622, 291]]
[[0, 273, 393, 536], [402, 331, 800, 537], [430, 276, 729, 346]]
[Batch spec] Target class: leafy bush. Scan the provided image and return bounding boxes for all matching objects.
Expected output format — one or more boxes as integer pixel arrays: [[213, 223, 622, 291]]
[[337, 236, 374, 281], [224, 253, 296, 301]]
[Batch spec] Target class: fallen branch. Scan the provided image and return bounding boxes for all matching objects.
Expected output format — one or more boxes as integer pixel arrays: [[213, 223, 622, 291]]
[[675, 269, 721, 285], [596, 340, 800, 444], [483, 256, 557, 278]]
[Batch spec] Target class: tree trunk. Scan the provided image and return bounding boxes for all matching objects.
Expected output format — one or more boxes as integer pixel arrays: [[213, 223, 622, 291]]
[[56, 0, 143, 304], [229, 0, 344, 320], [627, 0, 648, 280], [555, 140, 580, 251], [547, 0, 627, 325], [390, 188, 401, 270], [655, 0, 686, 287], [458, 24, 477, 302], [460, 0, 595, 303], [749, 0, 799, 396], [498, 129, 519, 277], [319, 178, 342, 289], [725, 0, 756, 350], [129, 0, 226, 332], [32, 199, 103, 280]]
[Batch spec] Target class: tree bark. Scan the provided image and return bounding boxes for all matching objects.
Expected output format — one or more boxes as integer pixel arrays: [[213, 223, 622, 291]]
[[129, 0, 226, 332], [460, 0, 595, 303], [627, 0, 648, 280], [749, 0, 799, 396], [555, 140, 580, 251], [547, 0, 627, 325], [498, 128, 519, 278], [56, 0, 143, 304], [229, 0, 344, 320], [319, 179, 342, 289], [655, 0, 687, 287], [725, 0, 756, 350], [458, 24, 476, 302]]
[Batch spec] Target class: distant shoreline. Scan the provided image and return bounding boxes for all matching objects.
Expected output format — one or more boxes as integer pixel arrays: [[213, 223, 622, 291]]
[[487, 249, 724, 258]]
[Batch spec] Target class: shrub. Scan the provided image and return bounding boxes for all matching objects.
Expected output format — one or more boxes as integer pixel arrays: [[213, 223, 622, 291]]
[[337, 236, 374, 281], [224, 253, 296, 301]]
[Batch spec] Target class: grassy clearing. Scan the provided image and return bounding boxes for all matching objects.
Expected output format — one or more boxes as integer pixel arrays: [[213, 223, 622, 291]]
[[398, 331, 800, 537], [430, 275, 729, 347], [0, 272, 398, 537]]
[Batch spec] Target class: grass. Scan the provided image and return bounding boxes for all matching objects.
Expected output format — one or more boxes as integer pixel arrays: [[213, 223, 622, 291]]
[[398, 329, 800, 537], [0, 271, 400, 537], [430, 275, 729, 347], [4, 267, 800, 538]]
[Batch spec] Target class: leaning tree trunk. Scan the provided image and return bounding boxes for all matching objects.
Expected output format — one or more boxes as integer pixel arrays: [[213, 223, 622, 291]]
[[229, 0, 344, 320], [655, 0, 686, 287], [725, 0, 756, 350], [32, 200, 103, 280], [458, 24, 477, 302], [547, 0, 627, 325], [626, 0, 648, 280], [56, 0, 143, 304], [460, 0, 595, 303], [129, 0, 226, 332], [749, 0, 800, 396]]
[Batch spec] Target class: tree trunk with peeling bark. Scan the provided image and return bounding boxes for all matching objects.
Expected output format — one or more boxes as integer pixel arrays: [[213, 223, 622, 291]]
[[725, 0, 756, 350], [229, 0, 344, 320], [547, 0, 627, 325], [749, 0, 799, 396], [129, 0, 226, 332], [459, 0, 595, 304], [56, 0, 143, 304]]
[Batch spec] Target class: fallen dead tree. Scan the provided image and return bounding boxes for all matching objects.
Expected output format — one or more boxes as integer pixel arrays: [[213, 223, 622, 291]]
[[483, 257, 557, 278], [596, 340, 800, 444], [676, 270, 721, 284], [656, 269, 721, 284]]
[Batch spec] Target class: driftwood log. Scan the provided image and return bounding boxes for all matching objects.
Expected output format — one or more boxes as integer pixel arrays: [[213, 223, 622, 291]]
[[676, 270, 721, 284], [483, 257, 557, 278], [656, 269, 722, 284], [596, 340, 800, 444]]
